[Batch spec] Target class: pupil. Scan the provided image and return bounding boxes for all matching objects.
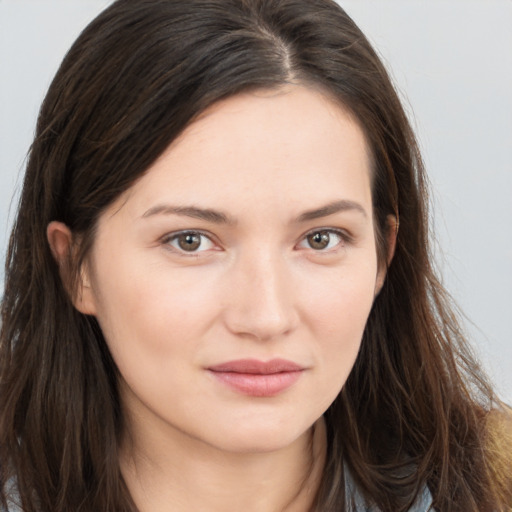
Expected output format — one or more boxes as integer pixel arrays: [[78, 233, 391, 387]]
[[309, 231, 329, 250], [179, 233, 201, 251]]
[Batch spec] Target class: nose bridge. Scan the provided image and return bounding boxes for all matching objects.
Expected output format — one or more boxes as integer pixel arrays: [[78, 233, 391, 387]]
[[224, 243, 298, 341]]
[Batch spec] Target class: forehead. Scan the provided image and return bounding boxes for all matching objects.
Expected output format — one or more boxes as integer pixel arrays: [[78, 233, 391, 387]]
[[113, 85, 372, 219]]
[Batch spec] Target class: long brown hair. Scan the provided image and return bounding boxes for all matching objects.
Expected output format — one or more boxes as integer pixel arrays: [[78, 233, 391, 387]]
[[1, 1, 510, 511]]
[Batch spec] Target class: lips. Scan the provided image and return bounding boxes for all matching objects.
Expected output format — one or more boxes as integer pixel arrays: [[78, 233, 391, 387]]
[[207, 358, 304, 397]]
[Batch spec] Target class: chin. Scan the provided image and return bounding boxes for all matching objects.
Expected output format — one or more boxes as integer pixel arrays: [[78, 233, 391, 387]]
[[203, 419, 315, 455]]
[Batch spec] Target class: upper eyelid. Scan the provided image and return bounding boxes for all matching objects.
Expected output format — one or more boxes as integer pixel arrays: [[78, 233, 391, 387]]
[[159, 226, 353, 250], [160, 229, 219, 254], [161, 229, 216, 242], [300, 227, 353, 242], [296, 227, 351, 249]]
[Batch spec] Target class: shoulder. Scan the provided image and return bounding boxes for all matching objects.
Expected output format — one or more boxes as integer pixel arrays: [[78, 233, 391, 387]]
[[485, 405, 512, 474], [486, 404, 512, 449], [345, 465, 434, 511], [409, 486, 434, 512], [1, 477, 22, 512], [1, 504, 21, 512], [484, 405, 512, 504]]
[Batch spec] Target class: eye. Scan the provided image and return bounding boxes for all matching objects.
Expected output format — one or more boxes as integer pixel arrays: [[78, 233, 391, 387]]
[[163, 231, 216, 253], [298, 229, 347, 251]]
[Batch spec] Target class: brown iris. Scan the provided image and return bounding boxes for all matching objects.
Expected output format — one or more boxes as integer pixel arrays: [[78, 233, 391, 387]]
[[177, 233, 202, 251], [307, 231, 331, 250]]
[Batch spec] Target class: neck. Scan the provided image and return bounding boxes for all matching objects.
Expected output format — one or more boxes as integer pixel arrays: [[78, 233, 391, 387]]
[[120, 416, 327, 512]]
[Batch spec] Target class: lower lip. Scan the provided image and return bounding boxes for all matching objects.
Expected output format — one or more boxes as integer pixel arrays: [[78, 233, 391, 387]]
[[208, 370, 303, 397]]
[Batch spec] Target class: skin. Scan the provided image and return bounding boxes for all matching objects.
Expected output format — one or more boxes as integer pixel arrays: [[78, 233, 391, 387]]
[[48, 85, 394, 512]]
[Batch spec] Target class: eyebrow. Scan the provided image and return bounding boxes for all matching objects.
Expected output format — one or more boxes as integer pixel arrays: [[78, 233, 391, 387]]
[[295, 200, 367, 222], [141, 199, 367, 224], [141, 204, 235, 224]]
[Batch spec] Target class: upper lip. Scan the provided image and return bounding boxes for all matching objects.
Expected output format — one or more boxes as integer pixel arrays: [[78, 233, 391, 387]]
[[207, 358, 304, 374]]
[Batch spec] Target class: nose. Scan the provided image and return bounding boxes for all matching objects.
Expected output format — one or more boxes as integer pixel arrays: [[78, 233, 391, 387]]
[[222, 247, 299, 342]]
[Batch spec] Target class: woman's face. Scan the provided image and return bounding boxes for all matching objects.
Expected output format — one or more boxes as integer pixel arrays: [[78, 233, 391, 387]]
[[79, 85, 384, 454]]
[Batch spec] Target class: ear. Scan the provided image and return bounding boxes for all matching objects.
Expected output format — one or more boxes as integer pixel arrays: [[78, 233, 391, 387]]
[[47, 221, 97, 316], [375, 214, 398, 295]]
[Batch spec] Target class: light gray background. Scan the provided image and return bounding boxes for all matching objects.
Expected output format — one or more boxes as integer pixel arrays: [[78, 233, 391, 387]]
[[1, 1, 511, 403]]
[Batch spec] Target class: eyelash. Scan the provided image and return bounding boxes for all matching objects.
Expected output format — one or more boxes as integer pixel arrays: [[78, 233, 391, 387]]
[[161, 230, 217, 256], [297, 228, 351, 252], [161, 228, 352, 256]]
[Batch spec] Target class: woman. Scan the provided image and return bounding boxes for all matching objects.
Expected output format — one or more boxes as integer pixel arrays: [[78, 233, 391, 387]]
[[0, 0, 510, 511]]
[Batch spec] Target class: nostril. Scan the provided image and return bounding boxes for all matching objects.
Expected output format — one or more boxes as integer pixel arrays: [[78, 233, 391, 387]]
[[222, 291, 299, 341]]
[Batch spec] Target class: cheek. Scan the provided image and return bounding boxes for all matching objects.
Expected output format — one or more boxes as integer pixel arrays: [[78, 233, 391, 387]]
[[90, 256, 222, 367], [301, 258, 377, 337], [298, 261, 377, 395]]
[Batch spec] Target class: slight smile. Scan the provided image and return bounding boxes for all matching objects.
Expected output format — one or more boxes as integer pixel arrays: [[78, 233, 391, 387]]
[[207, 359, 305, 397]]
